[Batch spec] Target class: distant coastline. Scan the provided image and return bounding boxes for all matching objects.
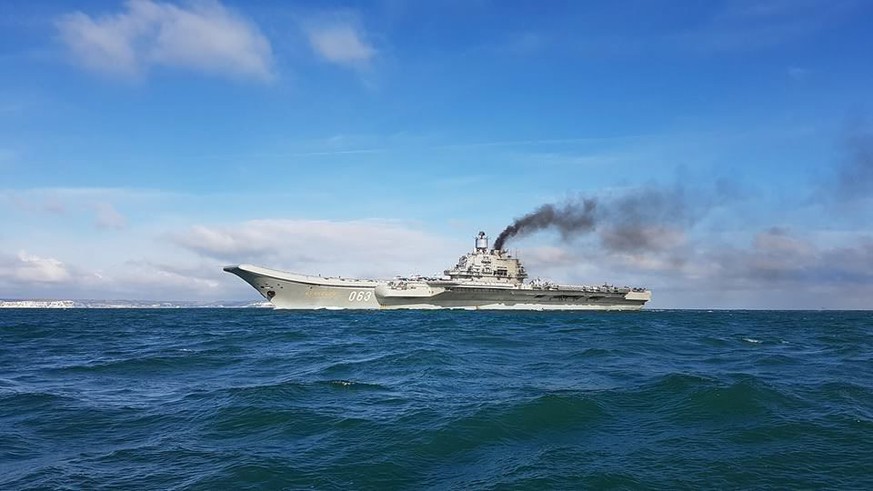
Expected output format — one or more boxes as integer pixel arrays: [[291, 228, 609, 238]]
[[0, 300, 271, 309]]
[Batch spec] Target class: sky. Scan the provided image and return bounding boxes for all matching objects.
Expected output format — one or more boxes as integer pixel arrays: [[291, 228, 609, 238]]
[[1, 0, 872, 308]]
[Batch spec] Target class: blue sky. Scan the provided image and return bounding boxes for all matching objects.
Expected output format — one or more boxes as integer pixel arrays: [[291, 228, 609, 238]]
[[1, 0, 872, 308]]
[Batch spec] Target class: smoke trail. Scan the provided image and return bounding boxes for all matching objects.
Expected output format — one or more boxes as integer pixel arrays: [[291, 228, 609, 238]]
[[837, 127, 873, 199], [598, 187, 691, 253], [493, 199, 597, 250], [493, 186, 694, 252]]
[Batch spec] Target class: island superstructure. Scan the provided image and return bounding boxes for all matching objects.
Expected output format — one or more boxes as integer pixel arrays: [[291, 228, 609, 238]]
[[223, 232, 651, 310]]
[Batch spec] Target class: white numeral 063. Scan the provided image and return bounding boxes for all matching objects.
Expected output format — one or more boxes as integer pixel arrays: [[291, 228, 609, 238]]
[[348, 291, 372, 302]]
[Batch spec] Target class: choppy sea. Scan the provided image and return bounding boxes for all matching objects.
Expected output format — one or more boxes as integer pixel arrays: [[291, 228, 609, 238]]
[[1, 309, 872, 489]]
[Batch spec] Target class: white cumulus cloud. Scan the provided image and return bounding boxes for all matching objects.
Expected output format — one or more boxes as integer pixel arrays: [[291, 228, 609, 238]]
[[0, 251, 72, 284], [56, 0, 275, 82]]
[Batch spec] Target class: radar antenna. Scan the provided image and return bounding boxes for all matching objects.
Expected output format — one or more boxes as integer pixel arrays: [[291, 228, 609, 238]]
[[475, 231, 489, 251]]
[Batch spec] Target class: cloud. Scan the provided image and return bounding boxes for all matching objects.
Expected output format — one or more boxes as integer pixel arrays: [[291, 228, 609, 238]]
[[2, 188, 134, 230], [837, 126, 873, 200], [0, 250, 230, 301], [114, 259, 222, 291], [522, 222, 873, 308], [493, 174, 871, 308], [172, 219, 458, 278], [56, 0, 275, 81], [3, 192, 66, 215], [0, 251, 71, 284], [0, 219, 460, 300], [720, 227, 818, 282], [304, 14, 376, 69], [712, 228, 873, 286], [94, 202, 126, 229]]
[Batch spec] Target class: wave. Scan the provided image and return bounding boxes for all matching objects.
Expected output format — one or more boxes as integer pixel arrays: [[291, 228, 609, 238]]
[[3, 309, 872, 489]]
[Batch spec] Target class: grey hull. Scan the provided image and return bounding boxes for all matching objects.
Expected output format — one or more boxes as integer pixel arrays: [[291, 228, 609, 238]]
[[224, 265, 379, 309], [375, 285, 648, 310], [224, 264, 650, 311]]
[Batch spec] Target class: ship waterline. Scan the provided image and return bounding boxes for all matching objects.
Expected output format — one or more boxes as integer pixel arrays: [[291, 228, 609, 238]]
[[224, 232, 651, 310]]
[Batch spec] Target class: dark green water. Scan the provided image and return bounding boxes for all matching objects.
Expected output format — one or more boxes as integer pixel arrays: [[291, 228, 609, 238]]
[[1, 309, 871, 489]]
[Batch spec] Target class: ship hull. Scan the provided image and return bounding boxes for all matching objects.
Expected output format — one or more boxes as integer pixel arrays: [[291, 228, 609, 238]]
[[374, 285, 648, 311], [223, 265, 379, 309], [224, 265, 650, 311]]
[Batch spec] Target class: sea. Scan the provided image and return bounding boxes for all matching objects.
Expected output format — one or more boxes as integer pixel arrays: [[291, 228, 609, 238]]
[[1, 309, 871, 489]]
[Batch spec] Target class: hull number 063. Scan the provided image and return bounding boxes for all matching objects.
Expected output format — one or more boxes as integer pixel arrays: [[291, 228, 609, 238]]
[[348, 291, 373, 302]]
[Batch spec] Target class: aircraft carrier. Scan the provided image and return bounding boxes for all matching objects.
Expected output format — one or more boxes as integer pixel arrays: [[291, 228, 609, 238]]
[[224, 232, 651, 310]]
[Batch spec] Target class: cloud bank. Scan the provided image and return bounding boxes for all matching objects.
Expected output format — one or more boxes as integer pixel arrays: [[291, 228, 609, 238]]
[[493, 172, 873, 309], [172, 219, 456, 278], [1, 219, 460, 301], [0, 251, 71, 284], [0, 250, 228, 301], [56, 0, 275, 81]]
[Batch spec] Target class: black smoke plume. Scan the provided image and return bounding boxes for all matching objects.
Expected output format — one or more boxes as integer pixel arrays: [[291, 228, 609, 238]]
[[493, 199, 597, 250], [492, 186, 696, 253]]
